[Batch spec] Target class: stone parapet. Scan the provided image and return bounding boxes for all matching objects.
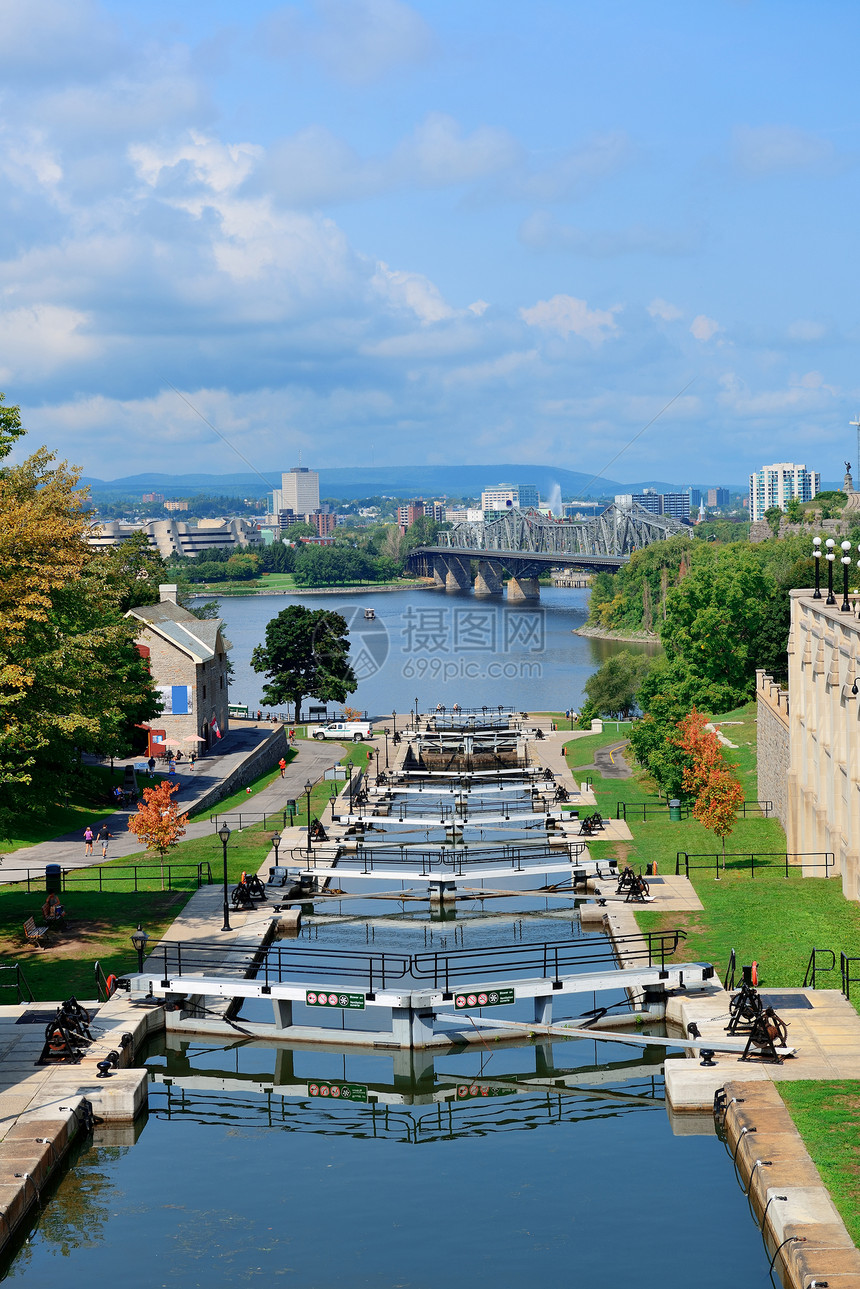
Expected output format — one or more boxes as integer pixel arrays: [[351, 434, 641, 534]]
[[756, 669, 790, 831]]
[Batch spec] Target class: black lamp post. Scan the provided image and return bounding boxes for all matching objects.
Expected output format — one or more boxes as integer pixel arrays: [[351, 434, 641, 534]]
[[384, 727, 389, 769], [271, 829, 281, 867], [414, 696, 419, 727], [812, 536, 821, 597], [826, 538, 836, 605], [392, 709, 396, 735], [131, 923, 149, 973], [841, 540, 852, 611], [219, 822, 231, 931], [304, 778, 313, 855]]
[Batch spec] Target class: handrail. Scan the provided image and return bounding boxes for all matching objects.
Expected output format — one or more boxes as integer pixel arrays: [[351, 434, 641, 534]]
[[840, 952, 860, 1001], [410, 929, 686, 992], [723, 949, 736, 992], [0, 963, 34, 1004], [350, 841, 589, 875], [802, 947, 836, 989], [93, 960, 116, 1001], [675, 851, 835, 878], [144, 938, 411, 994], [210, 808, 299, 829]]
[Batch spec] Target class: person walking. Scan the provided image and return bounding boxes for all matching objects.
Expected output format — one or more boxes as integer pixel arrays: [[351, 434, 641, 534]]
[[289, 728, 295, 745], [147, 756, 156, 778], [278, 757, 287, 779], [83, 826, 94, 856], [97, 824, 112, 858]]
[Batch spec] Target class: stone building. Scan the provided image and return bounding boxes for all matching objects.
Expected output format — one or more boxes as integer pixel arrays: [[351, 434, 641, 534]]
[[759, 585, 860, 902], [127, 585, 230, 757]]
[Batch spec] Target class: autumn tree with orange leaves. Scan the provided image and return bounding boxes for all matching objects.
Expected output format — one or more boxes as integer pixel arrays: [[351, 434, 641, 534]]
[[673, 708, 744, 866], [128, 780, 188, 884]]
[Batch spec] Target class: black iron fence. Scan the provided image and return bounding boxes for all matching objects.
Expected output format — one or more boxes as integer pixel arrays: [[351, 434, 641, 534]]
[[145, 938, 411, 995], [0, 861, 213, 893], [675, 851, 835, 879], [617, 800, 773, 822]]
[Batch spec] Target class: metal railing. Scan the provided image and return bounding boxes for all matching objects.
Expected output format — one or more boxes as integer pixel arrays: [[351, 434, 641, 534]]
[[618, 800, 773, 822], [145, 939, 411, 994], [0, 861, 213, 893], [344, 840, 589, 876], [0, 963, 34, 1004], [802, 948, 836, 989], [410, 929, 686, 992], [210, 810, 303, 830], [841, 952, 860, 1001], [723, 949, 736, 992], [675, 851, 835, 879]]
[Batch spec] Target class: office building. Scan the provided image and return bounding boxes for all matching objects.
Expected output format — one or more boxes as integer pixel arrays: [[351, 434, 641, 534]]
[[689, 488, 702, 509], [749, 464, 820, 522], [271, 467, 320, 517], [398, 501, 424, 530], [707, 487, 730, 508], [480, 484, 540, 512]]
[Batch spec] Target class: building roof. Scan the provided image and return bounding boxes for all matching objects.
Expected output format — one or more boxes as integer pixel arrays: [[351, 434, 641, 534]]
[[127, 601, 228, 664]]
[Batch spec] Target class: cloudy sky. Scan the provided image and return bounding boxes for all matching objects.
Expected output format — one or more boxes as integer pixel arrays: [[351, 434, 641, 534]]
[[2, 0, 859, 485]]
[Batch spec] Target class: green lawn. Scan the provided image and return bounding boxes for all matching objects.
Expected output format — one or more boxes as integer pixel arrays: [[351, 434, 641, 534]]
[[187, 748, 298, 821], [777, 1081, 860, 1245], [566, 704, 860, 1002], [0, 764, 168, 853]]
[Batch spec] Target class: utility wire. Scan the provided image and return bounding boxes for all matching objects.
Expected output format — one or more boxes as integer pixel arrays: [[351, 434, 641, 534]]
[[574, 376, 698, 500], [165, 382, 278, 492]]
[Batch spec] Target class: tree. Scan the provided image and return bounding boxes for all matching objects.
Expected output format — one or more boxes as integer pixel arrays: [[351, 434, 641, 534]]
[[764, 506, 783, 536], [127, 779, 188, 887], [251, 605, 357, 721], [581, 650, 653, 719], [0, 398, 158, 833], [286, 521, 317, 540], [673, 708, 724, 797], [693, 767, 745, 865]]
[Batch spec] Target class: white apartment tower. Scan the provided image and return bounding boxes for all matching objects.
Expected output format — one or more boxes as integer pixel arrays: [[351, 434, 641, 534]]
[[749, 462, 820, 522], [271, 467, 320, 518]]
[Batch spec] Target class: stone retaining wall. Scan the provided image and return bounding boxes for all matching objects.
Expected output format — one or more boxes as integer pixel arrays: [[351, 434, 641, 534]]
[[756, 669, 790, 832], [188, 725, 288, 817]]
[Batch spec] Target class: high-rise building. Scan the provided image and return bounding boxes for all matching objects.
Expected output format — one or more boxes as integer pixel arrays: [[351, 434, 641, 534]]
[[749, 464, 820, 522], [660, 493, 693, 518], [689, 488, 702, 509], [271, 467, 319, 517], [398, 501, 425, 531], [707, 487, 730, 508], [481, 484, 540, 512]]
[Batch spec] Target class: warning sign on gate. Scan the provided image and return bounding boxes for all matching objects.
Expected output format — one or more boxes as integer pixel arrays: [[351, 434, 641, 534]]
[[305, 989, 366, 1010], [453, 988, 515, 1010], [308, 1079, 368, 1102]]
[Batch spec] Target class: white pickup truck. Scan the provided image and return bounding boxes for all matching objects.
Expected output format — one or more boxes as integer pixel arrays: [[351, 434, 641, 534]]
[[312, 721, 374, 742]]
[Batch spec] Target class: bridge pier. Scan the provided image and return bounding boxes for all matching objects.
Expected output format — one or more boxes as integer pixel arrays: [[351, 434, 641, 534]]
[[506, 575, 540, 602], [474, 560, 504, 596], [431, 556, 447, 588], [444, 556, 472, 592]]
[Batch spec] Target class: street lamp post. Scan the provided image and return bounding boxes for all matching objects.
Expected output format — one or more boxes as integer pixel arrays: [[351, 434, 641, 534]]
[[826, 538, 836, 605], [384, 728, 389, 769], [271, 830, 281, 868], [812, 537, 822, 598], [392, 709, 396, 735], [304, 778, 313, 856], [414, 696, 419, 728], [131, 923, 149, 973], [841, 540, 853, 612], [219, 822, 231, 931]]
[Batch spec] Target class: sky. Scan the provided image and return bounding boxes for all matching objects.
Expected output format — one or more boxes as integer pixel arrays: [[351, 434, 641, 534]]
[[2, 0, 859, 487]]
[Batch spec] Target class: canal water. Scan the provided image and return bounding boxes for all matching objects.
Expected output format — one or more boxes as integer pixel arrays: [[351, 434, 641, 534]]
[[212, 585, 658, 718]]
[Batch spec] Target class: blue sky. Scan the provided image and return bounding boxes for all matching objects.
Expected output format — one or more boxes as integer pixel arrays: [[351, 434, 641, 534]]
[[3, 0, 859, 486]]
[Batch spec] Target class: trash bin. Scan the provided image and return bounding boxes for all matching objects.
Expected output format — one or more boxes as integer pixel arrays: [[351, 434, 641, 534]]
[[669, 799, 682, 822], [45, 864, 62, 895]]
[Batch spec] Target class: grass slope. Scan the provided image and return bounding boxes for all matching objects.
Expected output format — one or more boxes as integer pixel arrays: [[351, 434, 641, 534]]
[[777, 1081, 860, 1246]]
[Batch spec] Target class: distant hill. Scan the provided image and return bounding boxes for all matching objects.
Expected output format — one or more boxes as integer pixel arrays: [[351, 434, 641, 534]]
[[80, 464, 745, 500]]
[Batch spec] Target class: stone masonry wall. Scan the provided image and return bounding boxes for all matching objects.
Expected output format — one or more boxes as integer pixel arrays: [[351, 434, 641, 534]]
[[756, 669, 790, 832], [188, 724, 289, 817]]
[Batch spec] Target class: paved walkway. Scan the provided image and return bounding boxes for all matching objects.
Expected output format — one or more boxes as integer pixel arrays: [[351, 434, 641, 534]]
[[1, 737, 346, 879]]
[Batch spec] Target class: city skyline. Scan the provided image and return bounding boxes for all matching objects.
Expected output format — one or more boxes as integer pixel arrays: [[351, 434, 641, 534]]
[[2, 1, 859, 481]]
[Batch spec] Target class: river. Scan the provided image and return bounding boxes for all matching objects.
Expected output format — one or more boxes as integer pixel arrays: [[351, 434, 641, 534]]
[[211, 585, 658, 718]]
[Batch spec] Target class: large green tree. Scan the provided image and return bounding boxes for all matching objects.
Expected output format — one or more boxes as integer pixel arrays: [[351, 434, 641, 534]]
[[0, 399, 159, 833], [580, 650, 653, 720], [251, 605, 357, 721]]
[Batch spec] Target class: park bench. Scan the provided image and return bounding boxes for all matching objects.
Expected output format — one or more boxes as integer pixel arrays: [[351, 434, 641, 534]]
[[42, 894, 67, 928], [23, 916, 50, 948]]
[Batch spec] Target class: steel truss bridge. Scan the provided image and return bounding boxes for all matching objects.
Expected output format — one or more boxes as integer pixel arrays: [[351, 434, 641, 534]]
[[407, 503, 684, 598]]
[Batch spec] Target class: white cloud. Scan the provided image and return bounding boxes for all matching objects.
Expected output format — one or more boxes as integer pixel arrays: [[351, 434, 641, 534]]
[[733, 125, 836, 175], [0, 304, 98, 382], [787, 319, 827, 341], [718, 370, 839, 416], [520, 294, 620, 345], [468, 300, 489, 316], [690, 314, 720, 341], [371, 262, 455, 324], [130, 132, 262, 195], [648, 298, 683, 322], [515, 132, 632, 202], [395, 113, 521, 186]]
